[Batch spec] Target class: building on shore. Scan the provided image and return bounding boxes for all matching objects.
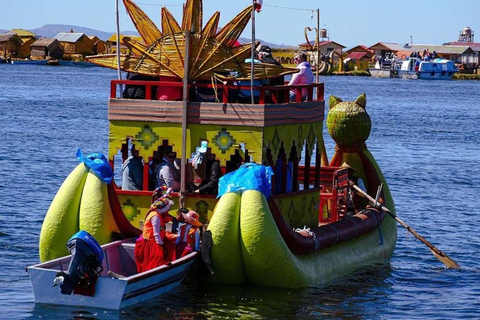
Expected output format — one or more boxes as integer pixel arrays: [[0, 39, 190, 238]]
[[30, 38, 64, 60], [106, 34, 144, 54], [368, 42, 405, 59], [0, 34, 22, 59], [344, 45, 374, 71], [398, 44, 476, 65], [88, 36, 107, 55], [444, 27, 479, 73], [53, 32, 94, 57], [298, 40, 346, 67], [3, 29, 36, 58]]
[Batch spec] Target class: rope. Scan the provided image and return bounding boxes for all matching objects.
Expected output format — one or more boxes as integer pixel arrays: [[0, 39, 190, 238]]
[[312, 233, 319, 252], [325, 224, 339, 246], [264, 4, 315, 12], [346, 216, 359, 238], [135, 2, 182, 7], [378, 228, 384, 245]]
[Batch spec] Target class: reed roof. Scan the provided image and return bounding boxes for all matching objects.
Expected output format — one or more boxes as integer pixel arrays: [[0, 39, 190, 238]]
[[5, 29, 36, 37], [31, 38, 59, 48], [0, 34, 20, 42]]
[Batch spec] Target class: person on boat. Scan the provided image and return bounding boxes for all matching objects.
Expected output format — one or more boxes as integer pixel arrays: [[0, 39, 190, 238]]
[[148, 156, 162, 190], [171, 207, 188, 234], [123, 73, 158, 99], [194, 148, 221, 195], [134, 194, 176, 272], [156, 152, 181, 191], [175, 210, 203, 258], [122, 145, 143, 191], [258, 45, 284, 86], [237, 56, 264, 103], [258, 45, 285, 103], [288, 51, 314, 102]]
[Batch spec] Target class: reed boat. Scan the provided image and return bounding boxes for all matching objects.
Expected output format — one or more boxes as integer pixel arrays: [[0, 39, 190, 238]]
[[30, 0, 398, 309]]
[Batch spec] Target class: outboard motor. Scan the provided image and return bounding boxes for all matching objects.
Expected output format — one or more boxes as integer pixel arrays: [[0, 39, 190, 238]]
[[53, 231, 104, 295]]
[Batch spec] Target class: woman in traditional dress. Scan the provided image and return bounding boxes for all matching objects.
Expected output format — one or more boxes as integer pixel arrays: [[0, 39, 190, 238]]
[[134, 188, 176, 272]]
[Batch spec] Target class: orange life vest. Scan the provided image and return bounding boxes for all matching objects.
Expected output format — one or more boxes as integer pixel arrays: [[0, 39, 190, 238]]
[[176, 223, 200, 249], [143, 210, 168, 241]]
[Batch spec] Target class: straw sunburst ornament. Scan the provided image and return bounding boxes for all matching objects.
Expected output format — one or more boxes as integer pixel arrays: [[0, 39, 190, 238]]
[[86, 0, 297, 81]]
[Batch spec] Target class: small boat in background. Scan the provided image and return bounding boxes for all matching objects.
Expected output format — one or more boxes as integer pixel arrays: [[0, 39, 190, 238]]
[[369, 57, 458, 80], [393, 57, 458, 80], [27, 232, 197, 310], [368, 57, 397, 78], [0, 57, 13, 64], [12, 59, 48, 65]]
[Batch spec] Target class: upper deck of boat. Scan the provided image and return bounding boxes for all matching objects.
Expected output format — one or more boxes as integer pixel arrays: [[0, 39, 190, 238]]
[[108, 80, 326, 127]]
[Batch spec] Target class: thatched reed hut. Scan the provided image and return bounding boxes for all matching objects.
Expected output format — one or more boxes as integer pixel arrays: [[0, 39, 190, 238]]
[[88, 36, 107, 54], [0, 34, 22, 58], [106, 34, 143, 54], [53, 32, 94, 56], [5, 29, 37, 58], [30, 38, 64, 60]]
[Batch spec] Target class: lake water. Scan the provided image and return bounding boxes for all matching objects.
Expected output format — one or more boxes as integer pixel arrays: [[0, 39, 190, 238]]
[[1, 64, 479, 319]]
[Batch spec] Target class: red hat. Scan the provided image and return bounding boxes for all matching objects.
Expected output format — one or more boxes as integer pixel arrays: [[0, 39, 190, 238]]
[[181, 210, 203, 227]]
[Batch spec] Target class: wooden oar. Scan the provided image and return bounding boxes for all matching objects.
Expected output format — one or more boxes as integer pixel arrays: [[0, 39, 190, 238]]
[[350, 183, 461, 269]]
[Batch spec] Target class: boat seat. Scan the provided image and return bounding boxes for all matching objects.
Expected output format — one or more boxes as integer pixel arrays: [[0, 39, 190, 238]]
[[119, 243, 138, 275]]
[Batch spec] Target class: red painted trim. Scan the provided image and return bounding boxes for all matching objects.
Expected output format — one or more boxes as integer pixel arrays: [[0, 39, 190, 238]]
[[109, 80, 324, 105]]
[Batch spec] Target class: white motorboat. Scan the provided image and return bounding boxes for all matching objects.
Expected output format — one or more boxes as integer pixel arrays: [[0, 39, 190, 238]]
[[27, 232, 197, 310], [370, 57, 458, 80]]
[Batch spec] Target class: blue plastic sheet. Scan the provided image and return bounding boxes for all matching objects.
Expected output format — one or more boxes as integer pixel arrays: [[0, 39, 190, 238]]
[[217, 163, 274, 199], [76, 148, 113, 184]]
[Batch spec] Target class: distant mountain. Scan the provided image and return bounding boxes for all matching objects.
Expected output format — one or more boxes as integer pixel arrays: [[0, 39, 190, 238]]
[[26, 24, 139, 40], [1, 24, 295, 48], [238, 37, 296, 49]]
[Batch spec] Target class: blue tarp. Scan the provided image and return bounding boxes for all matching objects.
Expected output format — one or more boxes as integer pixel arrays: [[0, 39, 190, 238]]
[[76, 148, 113, 184], [217, 163, 274, 199]]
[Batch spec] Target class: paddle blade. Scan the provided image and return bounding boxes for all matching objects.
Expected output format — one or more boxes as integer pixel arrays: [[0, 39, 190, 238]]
[[429, 248, 461, 269]]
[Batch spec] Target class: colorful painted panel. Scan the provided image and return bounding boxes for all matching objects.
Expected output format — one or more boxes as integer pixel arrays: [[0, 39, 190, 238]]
[[263, 122, 323, 160], [273, 189, 320, 229], [117, 193, 218, 228], [109, 121, 263, 164]]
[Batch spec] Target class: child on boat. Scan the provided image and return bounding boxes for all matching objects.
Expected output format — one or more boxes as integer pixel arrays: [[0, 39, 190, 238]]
[[175, 210, 203, 258]]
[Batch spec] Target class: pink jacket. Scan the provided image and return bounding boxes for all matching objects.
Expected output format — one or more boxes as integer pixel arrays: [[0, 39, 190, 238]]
[[288, 61, 314, 99]]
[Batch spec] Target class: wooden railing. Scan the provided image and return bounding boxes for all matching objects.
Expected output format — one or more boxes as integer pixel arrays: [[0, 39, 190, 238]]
[[110, 80, 324, 105]]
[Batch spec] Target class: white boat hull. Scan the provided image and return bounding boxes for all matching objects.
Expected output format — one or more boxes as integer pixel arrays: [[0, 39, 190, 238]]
[[368, 68, 392, 78], [27, 239, 197, 309], [394, 70, 418, 79]]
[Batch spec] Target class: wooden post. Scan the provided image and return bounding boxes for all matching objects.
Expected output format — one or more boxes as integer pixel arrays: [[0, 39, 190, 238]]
[[115, 0, 122, 95], [251, 1, 256, 105], [316, 9, 320, 83], [181, 31, 191, 199]]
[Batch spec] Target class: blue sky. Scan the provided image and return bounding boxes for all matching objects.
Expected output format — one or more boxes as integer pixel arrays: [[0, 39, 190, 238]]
[[1, 0, 479, 48]]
